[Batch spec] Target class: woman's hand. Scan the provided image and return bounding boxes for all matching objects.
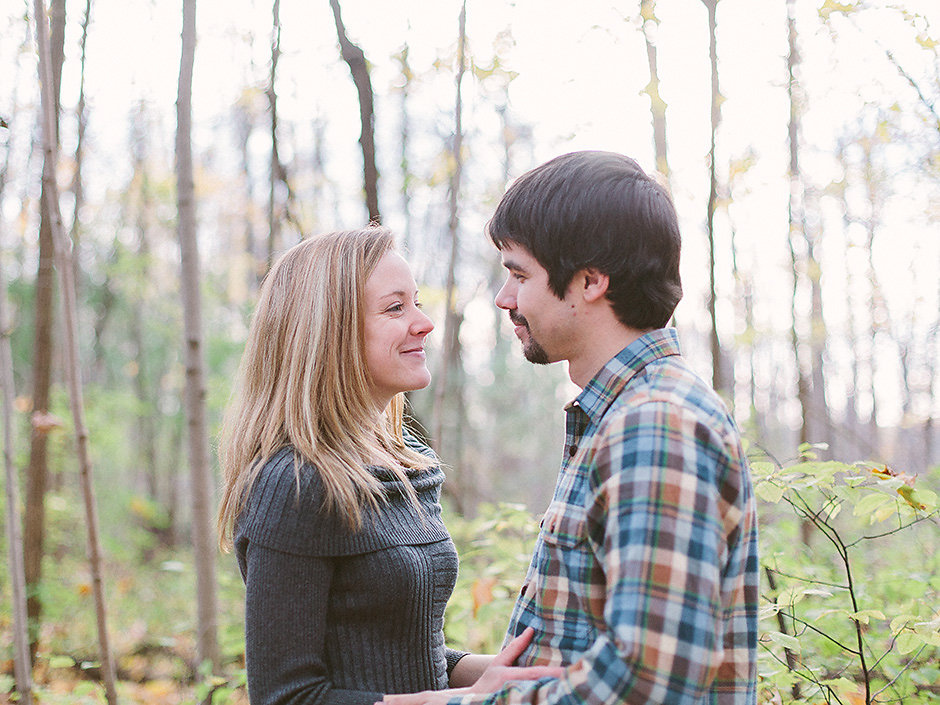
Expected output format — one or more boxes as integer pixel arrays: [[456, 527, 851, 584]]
[[469, 627, 563, 692], [378, 628, 563, 705]]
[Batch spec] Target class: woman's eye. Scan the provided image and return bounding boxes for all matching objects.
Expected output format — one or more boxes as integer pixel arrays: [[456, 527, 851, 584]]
[[385, 303, 404, 313]]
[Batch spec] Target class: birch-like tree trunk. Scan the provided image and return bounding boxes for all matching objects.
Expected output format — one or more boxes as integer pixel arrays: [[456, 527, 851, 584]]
[[395, 45, 414, 251], [267, 0, 283, 262], [176, 0, 220, 671], [0, 156, 33, 705], [432, 0, 471, 512], [786, 0, 811, 453], [700, 0, 726, 394], [129, 106, 160, 500], [330, 0, 380, 223], [787, 0, 831, 455], [69, 0, 91, 297], [23, 0, 65, 662], [32, 0, 118, 700], [640, 0, 669, 179]]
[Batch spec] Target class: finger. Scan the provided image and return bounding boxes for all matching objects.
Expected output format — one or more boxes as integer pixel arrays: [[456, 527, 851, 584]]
[[507, 666, 565, 681], [379, 695, 424, 705], [492, 627, 535, 666]]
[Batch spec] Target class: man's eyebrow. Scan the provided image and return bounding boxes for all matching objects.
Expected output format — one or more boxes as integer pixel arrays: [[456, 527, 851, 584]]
[[501, 258, 527, 273]]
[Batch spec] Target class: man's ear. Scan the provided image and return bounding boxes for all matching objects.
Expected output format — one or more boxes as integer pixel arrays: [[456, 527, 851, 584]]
[[579, 268, 610, 303]]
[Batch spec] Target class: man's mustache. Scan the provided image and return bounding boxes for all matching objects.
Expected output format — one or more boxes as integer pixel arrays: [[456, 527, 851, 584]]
[[509, 311, 529, 328]]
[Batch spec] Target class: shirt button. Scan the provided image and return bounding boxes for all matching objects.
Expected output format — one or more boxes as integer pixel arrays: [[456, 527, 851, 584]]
[[568, 444, 578, 457]]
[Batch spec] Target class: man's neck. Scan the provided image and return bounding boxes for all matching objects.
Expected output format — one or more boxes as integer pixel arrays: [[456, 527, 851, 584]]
[[567, 325, 652, 389]]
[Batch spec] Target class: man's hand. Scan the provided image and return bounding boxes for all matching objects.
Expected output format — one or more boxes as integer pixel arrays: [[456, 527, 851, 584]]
[[378, 628, 563, 705]]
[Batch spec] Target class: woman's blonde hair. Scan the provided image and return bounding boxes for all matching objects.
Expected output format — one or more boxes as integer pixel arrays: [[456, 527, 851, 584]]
[[217, 227, 434, 549]]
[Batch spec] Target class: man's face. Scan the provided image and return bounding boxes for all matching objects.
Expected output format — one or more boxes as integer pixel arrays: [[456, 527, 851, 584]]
[[494, 242, 576, 365]]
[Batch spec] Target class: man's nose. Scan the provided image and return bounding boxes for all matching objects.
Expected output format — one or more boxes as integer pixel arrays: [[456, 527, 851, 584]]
[[495, 280, 515, 310]]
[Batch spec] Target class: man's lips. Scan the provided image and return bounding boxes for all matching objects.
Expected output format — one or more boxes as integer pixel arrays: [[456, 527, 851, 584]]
[[509, 312, 528, 328], [509, 312, 529, 338]]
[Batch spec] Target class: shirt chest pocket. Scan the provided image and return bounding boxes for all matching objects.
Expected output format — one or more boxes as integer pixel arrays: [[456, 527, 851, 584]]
[[532, 503, 596, 647], [541, 503, 588, 550]]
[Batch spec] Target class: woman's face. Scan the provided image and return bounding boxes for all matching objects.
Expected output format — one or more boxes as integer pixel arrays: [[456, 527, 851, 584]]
[[362, 251, 434, 409]]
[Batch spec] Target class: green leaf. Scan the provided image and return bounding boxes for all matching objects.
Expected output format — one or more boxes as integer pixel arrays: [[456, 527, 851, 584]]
[[852, 492, 892, 517], [755, 481, 785, 504], [851, 609, 886, 624], [802, 588, 834, 598], [896, 631, 923, 654], [891, 614, 918, 633], [48, 654, 76, 669], [767, 631, 801, 653]]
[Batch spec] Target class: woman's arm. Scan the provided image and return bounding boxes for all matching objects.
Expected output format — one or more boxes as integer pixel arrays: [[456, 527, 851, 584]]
[[448, 655, 495, 688], [244, 540, 383, 705], [381, 629, 563, 705]]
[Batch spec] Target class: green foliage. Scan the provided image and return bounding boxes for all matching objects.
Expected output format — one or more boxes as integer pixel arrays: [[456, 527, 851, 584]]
[[444, 502, 540, 653], [752, 444, 940, 704]]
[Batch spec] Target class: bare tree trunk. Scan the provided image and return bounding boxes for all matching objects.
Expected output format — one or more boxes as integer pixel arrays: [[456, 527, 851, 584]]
[[329, 0, 380, 223], [640, 0, 669, 179], [69, 0, 91, 298], [176, 0, 220, 673], [395, 45, 414, 251], [32, 0, 118, 701], [266, 0, 283, 263], [862, 141, 884, 456], [701, 0, 725, 394], [130, 106, 160, 499], [786, 0, 811, 453], [432, 0, 470, 512], [805, 191, 831, 453], [0, 174, 33, 705], [234, 101, 260, 286], [23, 0, 65, 663]]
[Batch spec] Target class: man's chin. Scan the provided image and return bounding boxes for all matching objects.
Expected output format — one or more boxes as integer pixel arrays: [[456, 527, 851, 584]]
[[523, 343, 551, 366]]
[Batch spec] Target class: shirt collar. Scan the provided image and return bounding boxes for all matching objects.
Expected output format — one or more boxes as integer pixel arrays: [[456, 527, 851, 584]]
[[567, 328, 682, 424]]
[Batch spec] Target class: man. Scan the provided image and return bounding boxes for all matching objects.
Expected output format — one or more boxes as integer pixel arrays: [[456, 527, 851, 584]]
[[389, 151, 759, 704]]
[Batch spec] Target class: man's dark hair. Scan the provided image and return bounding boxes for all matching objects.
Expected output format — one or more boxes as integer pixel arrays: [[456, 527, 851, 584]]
[[487, 151, 682, 330]]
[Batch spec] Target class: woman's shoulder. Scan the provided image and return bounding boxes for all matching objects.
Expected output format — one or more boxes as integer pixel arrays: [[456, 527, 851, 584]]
[[236, 446, 338, 555]]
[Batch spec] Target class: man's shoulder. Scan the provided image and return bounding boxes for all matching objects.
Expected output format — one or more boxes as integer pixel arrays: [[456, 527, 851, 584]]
[[593, 355, 745, 470], [614, 353, 731, 422]]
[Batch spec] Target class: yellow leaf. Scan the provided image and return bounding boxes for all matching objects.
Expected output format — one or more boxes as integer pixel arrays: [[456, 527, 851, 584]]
[[471, 577, 498, 617], [31, 411, 64, 434]]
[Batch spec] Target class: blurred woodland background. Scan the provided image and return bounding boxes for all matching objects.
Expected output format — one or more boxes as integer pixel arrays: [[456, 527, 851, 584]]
[[1, 0, 938, 702]]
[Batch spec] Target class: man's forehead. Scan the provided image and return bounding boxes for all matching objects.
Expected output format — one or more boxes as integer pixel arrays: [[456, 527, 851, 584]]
[[499, 241, 535, 267]]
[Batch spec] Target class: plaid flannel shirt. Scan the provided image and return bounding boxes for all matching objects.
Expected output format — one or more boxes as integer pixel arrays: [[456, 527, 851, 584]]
[[454, 329, 758, 705]]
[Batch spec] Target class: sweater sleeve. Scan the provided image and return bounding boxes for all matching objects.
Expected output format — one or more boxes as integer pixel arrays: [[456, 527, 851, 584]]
[[243, 538, 384, 705], [445, 648, 469, 677]]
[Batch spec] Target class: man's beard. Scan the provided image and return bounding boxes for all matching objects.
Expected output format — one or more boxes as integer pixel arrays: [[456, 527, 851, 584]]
[[510, 311, 550, 365]]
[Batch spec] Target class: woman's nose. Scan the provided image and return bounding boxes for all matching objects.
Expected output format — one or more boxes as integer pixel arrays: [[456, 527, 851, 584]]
[[411, 308, 434, 335]]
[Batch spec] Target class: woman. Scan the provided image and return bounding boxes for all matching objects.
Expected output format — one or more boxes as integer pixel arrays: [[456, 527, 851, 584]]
[[218, 228, 555, 705]]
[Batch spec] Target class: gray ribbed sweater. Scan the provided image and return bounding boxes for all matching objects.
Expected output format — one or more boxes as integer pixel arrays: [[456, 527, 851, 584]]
[[235, 440, 466, 705]]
